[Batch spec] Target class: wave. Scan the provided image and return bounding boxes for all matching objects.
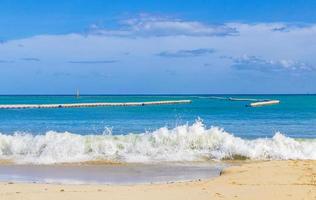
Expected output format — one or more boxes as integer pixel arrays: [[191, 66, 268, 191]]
[[0, 120, 315, 164]]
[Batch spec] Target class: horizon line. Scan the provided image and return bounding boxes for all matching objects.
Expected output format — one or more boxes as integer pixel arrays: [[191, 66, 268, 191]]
[[0, 93, 315, 96]]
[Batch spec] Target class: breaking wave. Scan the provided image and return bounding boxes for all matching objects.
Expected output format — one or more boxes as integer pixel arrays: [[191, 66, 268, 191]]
[[0, 120, 315, 164]]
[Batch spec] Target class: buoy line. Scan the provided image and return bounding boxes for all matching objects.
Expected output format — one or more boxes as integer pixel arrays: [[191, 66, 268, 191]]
[[0, 100, 192, 109]]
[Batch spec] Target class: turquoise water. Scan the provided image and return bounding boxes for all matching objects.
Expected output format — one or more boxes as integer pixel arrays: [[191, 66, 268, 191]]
[[0, 95, 315, 164], [0, 95, 315, 138]]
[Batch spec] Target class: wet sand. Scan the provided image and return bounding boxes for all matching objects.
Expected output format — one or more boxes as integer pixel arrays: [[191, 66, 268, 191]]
[[0, 162, 225, 185], [0, 160, 315, 200]]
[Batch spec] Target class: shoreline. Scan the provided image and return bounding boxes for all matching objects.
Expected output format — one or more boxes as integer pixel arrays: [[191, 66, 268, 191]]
[[1, 160, 315, 199], [0, 161, 227, 185]]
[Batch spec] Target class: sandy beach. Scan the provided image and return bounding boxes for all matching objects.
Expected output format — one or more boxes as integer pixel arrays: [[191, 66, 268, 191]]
[[1, 0, 316, 199], [0, 160, 315, 200]]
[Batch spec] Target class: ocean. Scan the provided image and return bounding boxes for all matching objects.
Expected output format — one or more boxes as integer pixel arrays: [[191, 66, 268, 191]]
[[0, 95, 315, 165]]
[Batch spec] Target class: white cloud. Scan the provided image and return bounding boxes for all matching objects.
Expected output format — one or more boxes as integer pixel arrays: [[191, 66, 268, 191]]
[[157, 48, 215, 58], [229, 55, 314, 72], [87, 14, 237, 37]]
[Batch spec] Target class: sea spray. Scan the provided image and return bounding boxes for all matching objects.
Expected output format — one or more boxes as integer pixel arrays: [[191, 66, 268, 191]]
[[0, 120, 315, 164]]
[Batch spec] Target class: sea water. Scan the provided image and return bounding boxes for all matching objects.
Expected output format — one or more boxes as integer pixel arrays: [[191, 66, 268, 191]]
[[0, 95, 315, 164]]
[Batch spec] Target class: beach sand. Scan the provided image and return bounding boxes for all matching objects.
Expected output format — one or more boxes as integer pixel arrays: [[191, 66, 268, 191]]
[[0, 160, 315, 200]]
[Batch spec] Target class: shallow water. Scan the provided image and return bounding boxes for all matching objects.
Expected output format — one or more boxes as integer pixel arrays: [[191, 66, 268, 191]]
[[0, 162, 226, 185]]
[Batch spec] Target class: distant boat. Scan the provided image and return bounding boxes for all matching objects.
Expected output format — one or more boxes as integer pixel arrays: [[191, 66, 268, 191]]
[[76, 89, 80, 98]]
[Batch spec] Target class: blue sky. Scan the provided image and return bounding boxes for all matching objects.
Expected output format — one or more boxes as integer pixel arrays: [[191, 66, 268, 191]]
[[0, 0, 316, 94]]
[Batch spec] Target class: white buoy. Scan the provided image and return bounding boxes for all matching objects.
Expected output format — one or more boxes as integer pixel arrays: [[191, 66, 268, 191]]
[[249, 100, 280, 107], [0, 100, 192, 109]]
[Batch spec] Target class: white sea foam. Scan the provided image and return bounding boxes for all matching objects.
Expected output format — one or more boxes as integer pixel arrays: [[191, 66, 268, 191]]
[[0, 120, 315, 164]]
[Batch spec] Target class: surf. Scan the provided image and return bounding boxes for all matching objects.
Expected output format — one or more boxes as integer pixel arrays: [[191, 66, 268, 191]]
[[0, 120, 315, 164]]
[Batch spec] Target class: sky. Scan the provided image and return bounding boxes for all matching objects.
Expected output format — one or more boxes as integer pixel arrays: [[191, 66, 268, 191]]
[[0, 0, 316, 94]]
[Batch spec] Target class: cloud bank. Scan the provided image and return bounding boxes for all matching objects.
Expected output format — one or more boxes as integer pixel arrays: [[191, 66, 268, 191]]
[[21, 57, 41, 62], [0, 14, 316, 93], [87, 14, 237, 37], [228, 55, 314, 72], [68, 60, 117, 64], [158, 48, 215, 58]]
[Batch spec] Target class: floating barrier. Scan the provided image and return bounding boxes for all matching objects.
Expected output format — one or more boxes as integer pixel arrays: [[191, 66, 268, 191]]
[[204, 96, 229, 100], [0, 100, 192, 109], [227, 97, 269, 102], [248, 100, 280, 107], [204, 96, 280, 107], [206, 96, 265, 102]]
